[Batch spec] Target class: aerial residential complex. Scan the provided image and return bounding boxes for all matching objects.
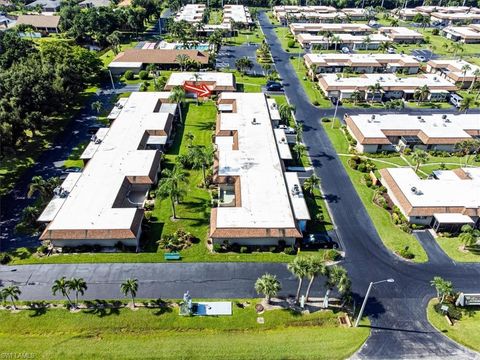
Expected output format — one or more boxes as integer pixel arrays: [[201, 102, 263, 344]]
[[394, 6, 480, 25], [210, 93, 310, 246], [273, 5, 372, 23], [442, 24, 480, 43], [317, 73, 456, 101], [344, 113, 480, 153], [304, 53, 420, 75], [38, 92, 178, 247], [380, 167, 480, 231], [108, 49, 210, 74], [426, 59, 480, 89], [295, 26, 422, 49], [164, 72, 236, 93]]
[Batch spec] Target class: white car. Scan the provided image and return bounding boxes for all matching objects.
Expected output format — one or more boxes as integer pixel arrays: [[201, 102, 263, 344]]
[[341, 47, 350, 54], [414, 55, 427, 62], [278, 125, 296, 134], [387, 47, 396, 54]]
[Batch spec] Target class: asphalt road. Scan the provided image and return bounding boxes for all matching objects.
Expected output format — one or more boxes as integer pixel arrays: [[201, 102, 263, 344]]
[[258, 12, 480, 359]]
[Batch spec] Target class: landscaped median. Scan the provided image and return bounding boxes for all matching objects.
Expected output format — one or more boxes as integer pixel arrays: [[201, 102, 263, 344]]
[[427, 298, 480, 353], [0, 299, 369, 359]]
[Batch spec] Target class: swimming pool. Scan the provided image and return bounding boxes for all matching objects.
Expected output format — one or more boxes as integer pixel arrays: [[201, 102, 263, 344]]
[[175, 44, 210, 51]]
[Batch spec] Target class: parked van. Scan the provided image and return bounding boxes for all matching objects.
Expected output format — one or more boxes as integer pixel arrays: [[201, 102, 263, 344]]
[[449, 93, 463, 108]]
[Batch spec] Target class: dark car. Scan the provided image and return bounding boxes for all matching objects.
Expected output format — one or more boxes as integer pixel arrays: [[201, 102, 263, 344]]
[[329, 97, 342, 106], [302, 233, 338, 249], [266, 83, 284, 92], [266, 80, 281, 87], [87, 124, 102, 135]]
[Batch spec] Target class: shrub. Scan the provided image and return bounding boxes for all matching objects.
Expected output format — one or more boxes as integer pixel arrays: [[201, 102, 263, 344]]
[[13, 247, 32, 259], [36, 245, 48, 255], [212, 243, 222, 253], [312, 100, 319, 106], [284, 246, 297, 255], [324, 249, 341, 261], [432, 28, 439, 35], [138, 70, 149, 80], [434, 302, 462, 320], [398, 246, 414, 259], [403, 148, 412, 155], [0, 252, 12, 265], [269, 246, 277, 252], [287, 40, 296, 48], [321, 117, 331, 123], [157, 229, 197, 252], [124, 70, 134, 80], [240, 246, 249, 253]]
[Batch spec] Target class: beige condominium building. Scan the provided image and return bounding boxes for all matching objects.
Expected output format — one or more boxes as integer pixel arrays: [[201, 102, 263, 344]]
[[174, 4, 206, 23], [164, 72, 236, 93], [304, 53, 420, 76], [15, 14, 60, 33], [289, 23, 373, 36], [344, 113, 480, 153], [394, 6, 480, 23], [379, 167, 480, 232], [38, 92, 178, 248], [296, 27, 422, 49], [210, 93, 310, 246], [273, 5, 336, 23], [318, 73, 456, 101], [426, 59, 480, 89], [442, 24, 480, 43]]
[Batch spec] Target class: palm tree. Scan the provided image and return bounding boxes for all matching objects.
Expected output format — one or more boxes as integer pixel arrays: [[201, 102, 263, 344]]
[[278, 103, 296, 123], [52, 276, 73, 308], [68, 278, 87, 309], [287, 256, 311, 304], [175, 54, 191, 71], [459, 231, 477, 247], [160, 165, 187, 203], [460, 96, 475, 114], [331, 35, 341, 51], [460, 64, 472, 88], [469, 68, 480, 90], [294, 123, 303, 143], [389, 18, 399, 26], [255, 273, 281, 305], [293, 143, 307, 163], [91, 101, 103, 115], [157, 168, 186, 220], [169, 86, 186, 124], [454, 139, 480, 165], [351, 90, 363, 105], [261, 63, 272, 75], [2, 286, 21, 310], [304, 257, 326, 302], [430, 276, 454, 304], [361, 35, 372, 50], [413, 85, 430, 105], [106, 31, 121, 54], [367, 82, 383, 103], [121, 278, 139, 308], [303, 174, 320, 196], [378, 41, 393, 53], [411, 149, 429, 173], [190, 145, 214, 187], [324, 265, 350, 307], [235, 56, 253, 74]]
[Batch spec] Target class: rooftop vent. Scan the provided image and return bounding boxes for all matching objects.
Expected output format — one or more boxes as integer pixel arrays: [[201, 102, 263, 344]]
[[251, 118, 257, 125], [291, 184, 301, 196], [410, 186, 423, 195]]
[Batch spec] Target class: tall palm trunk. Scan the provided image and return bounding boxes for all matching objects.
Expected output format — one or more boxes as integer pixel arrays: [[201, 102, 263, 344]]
[[202, 164, 206, 187], [305, 275, 316, 302], [295, 278, 303, 303], [132, 294, 136, 308], [170, 196, 177, 219], [178, 103, 183, 124], [10, 297, 16, 310]]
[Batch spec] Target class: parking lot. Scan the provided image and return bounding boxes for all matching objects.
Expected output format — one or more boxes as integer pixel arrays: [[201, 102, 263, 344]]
[[216, 44, 264, 75]]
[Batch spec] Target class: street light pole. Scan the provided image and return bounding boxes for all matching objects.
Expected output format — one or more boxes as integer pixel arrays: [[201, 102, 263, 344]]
[[354, 278, 394, 327], [331, 98, 339, 129], [108, 69, 116, 90]]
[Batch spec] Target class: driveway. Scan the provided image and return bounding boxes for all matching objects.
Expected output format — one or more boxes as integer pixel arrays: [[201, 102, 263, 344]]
[[216, 44, 264, 75]]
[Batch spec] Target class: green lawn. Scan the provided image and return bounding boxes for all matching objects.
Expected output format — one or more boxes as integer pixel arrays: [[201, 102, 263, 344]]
[[233, 71, 267, 92], [208, 9, 223, 24], [405, 101, 453, 109], [0, 302, 369, 359], [274, 27, 299, 53], [100, 40, 138, 67], [289, 57, 332, 108], [322, 123, 428, 263], [226, 28, 265, 46], [427, 299, 480, 352], [435, 237, 480, 262]]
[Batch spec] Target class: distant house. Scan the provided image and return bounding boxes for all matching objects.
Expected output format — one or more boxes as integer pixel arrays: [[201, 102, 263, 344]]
[[108, 49, 210, 74], [26, 0, 61, 12], [15, 14, 60, 33], [164, 72, 236, 93], [79, 0, 111, 7]]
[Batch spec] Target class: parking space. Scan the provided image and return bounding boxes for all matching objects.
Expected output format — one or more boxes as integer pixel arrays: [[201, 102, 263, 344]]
[[411, 49, 438, 61], [216, 44, 264, 75]]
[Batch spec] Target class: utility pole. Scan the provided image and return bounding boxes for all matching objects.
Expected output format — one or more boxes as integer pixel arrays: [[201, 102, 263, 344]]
[[355, 279, 394, 327]]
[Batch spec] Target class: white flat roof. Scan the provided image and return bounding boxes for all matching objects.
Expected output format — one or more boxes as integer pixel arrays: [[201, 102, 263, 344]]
[[43, 92, 176, 233], [380, 26, 423, 38], [443, 26, 480, 38], [166, 72, 235, 89], [298, 33, 390, 44], [433, 213, 475, 224], [175, 4, 205, 23], [284, 172, 311, 221], [214, 93, 301, 229], [383, 167, 480, 210], [304, 53, 419, 67], [274, 128, 292, 160], [320, 73, 456, 91], [428, 59, 480, 78], [223, 5, 251, 24], [108, 98, 129, 120], [348, 113, 480, 142], [108, 62, 143, 68]]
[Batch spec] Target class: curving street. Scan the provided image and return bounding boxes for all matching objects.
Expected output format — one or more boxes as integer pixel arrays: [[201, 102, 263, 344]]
[[258, 11, 480, 358]]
